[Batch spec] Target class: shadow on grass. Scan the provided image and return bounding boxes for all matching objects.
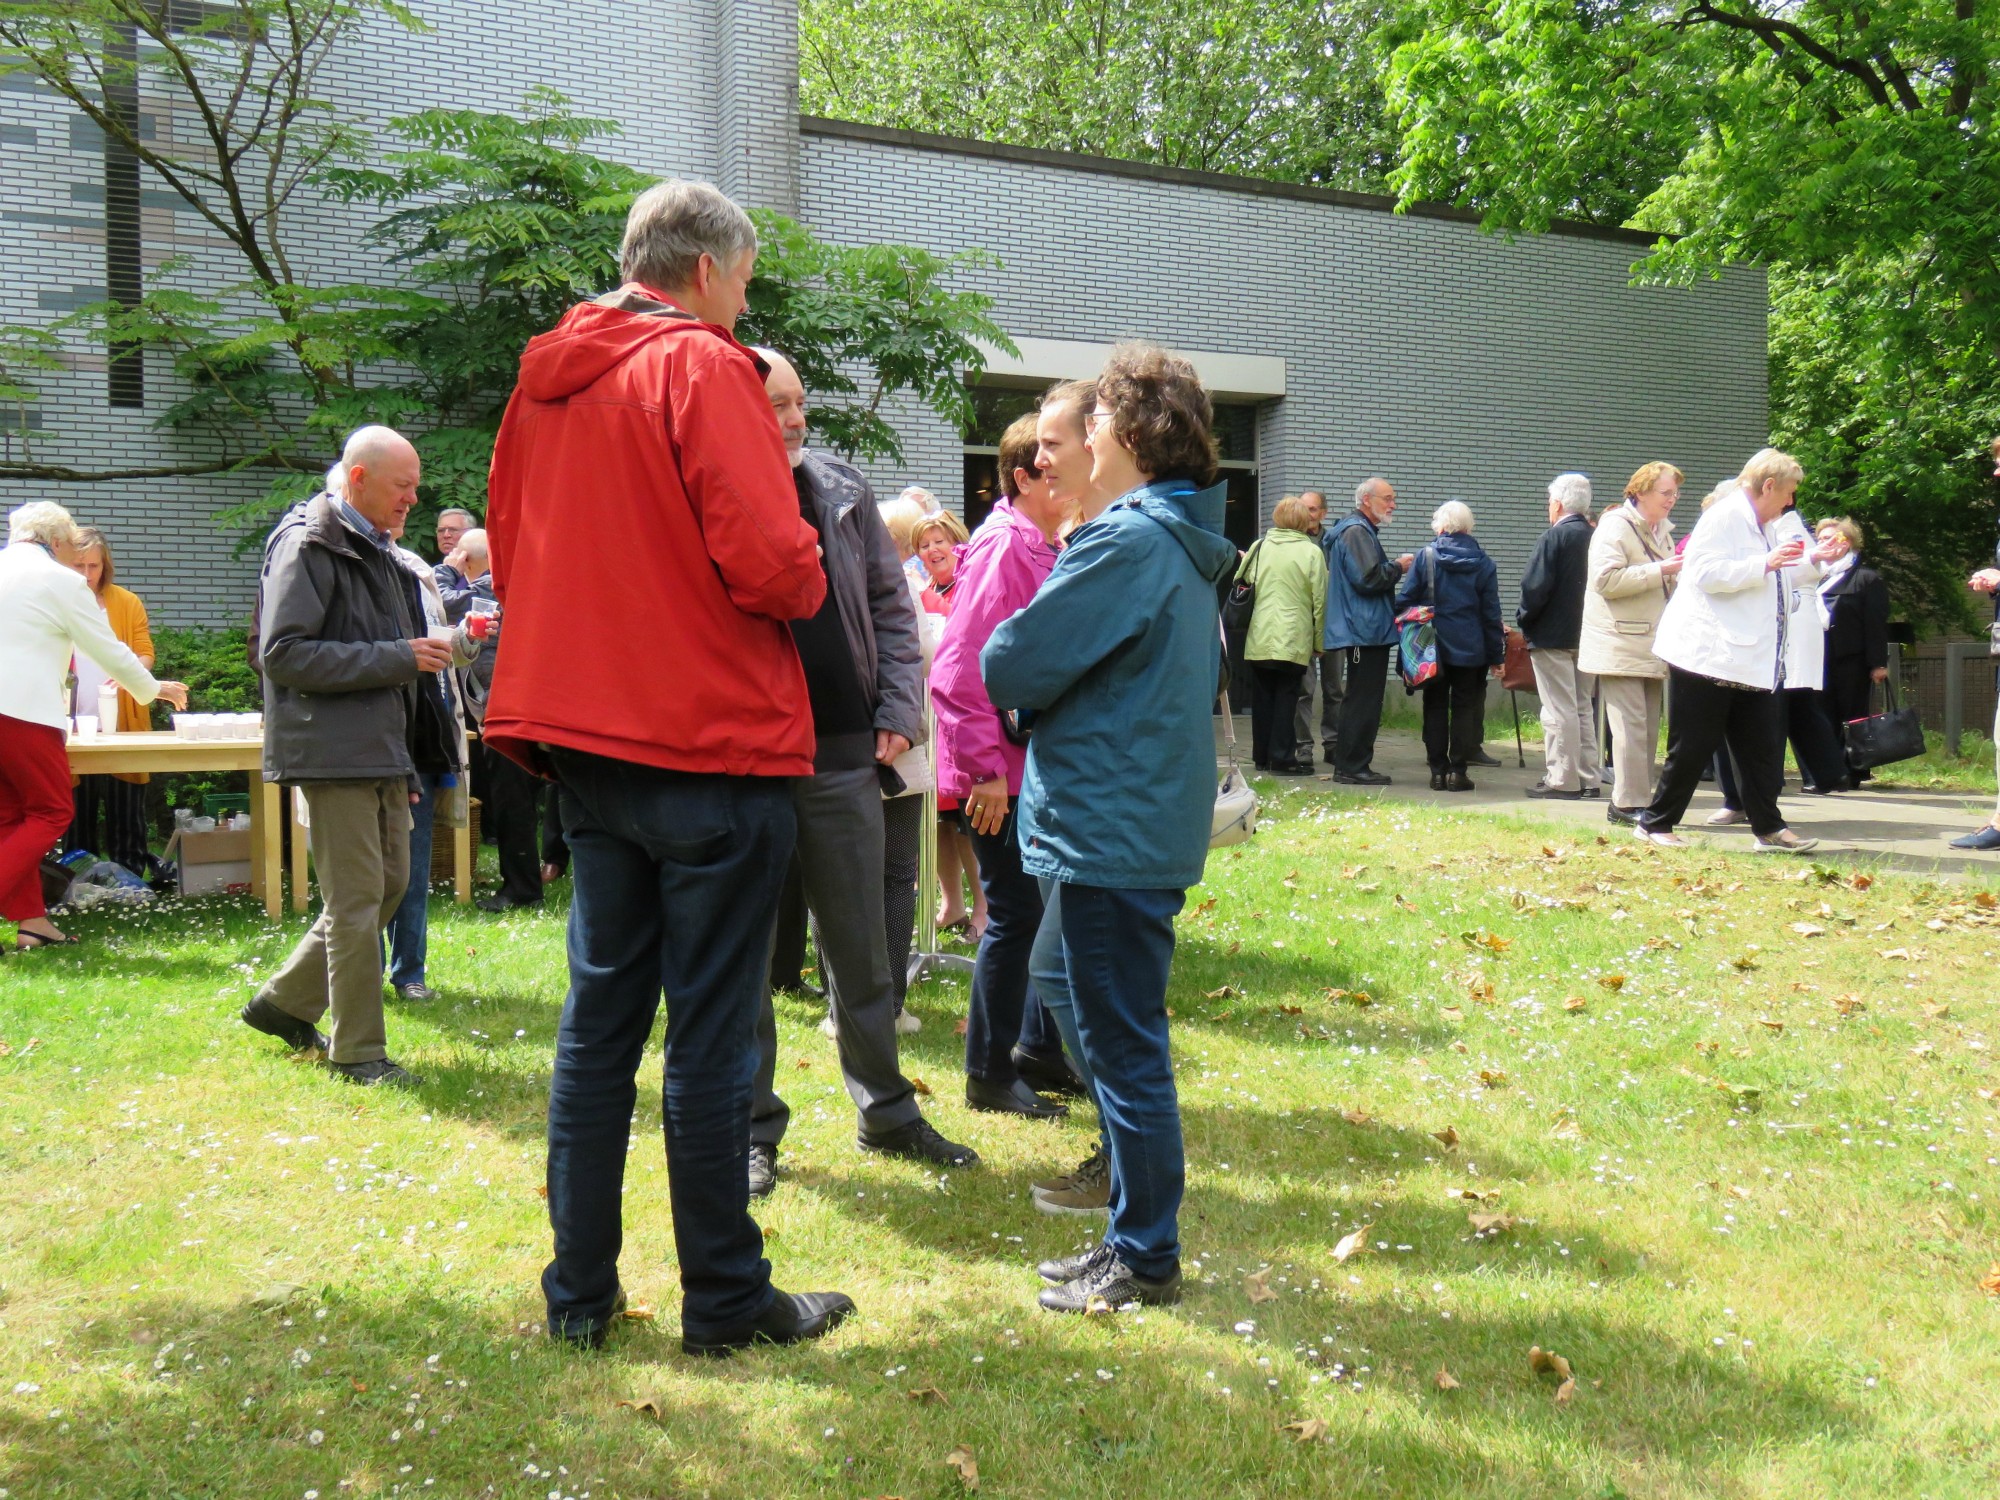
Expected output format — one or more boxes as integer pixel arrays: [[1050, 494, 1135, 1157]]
[[0, 1274, 1866, 1500]]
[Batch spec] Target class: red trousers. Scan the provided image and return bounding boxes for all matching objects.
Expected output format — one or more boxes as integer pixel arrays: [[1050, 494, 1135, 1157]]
[[0, 713, 72, 922]]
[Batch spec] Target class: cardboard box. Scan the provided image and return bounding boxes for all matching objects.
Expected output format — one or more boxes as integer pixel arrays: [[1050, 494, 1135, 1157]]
[[168, 828, 253, 897]]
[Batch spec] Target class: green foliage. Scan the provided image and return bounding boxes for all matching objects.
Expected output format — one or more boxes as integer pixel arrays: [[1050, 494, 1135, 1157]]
[[1384, 0, 2000, 627], [799, 0, 1399, 190], [144, 627, 261, 818]]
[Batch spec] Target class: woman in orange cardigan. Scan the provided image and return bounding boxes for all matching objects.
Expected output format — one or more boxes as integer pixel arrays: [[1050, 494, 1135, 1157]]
[[66, 528, 156, 873]]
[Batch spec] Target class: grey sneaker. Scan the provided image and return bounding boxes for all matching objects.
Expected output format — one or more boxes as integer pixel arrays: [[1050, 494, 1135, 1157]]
[[1037, 1241, 1114, 1285], [393, 982, 438, 1004], [1033, 1146, 1111, 1215], [1037, 1253, 1181, 1314], [330, 1057, 421, 1088]]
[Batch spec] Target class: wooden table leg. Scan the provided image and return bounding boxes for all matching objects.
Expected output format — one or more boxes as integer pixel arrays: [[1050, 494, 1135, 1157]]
[[454, 818, 472, 904], [258, 779, 283, 921], [290, 788, 310, 913]]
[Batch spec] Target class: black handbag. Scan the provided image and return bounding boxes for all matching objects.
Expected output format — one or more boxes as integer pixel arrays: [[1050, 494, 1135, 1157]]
[[1221, 538, 1263, 642], [1842, 678, 1925, 770]]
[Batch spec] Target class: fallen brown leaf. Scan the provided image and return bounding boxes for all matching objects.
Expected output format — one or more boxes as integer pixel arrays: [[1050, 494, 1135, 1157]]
[[1731, 955, 1760, 972], [1281, 1417, 1332, 1444], [1431, 1126, 1460, 1150], [1466, 975, 1497, 1005], [1789, 922, 1827, 937], [1834, 995, 1867, 1016], [1974, 890, 1996, 909], [1563, 996, 1587, 1013], [1277, 1003, 1304, 1016], [1433, 1367, 1460, 1391], [1757, 1018, 1786, 1034], [1469, 1211, 1517, 1234], [1341, 1108, 1373, 1126], [1555, 1376, 1577, 1405], [1332, 1225, 1373, 1262], [1980, 1263, 2000, 1296], [616, 1395, 666, 1418], [1550, 1115, 1584, 1141], [910, 1075, 933, 1097], [1245, 1268, 1278, 1304], [1083, 1295, 1115, 1317], [1204, 985, 1240, 1000], [943, 1444, 980, 1490], [954, 1017, 969, 1036], [1440, 1006, 1466, 1023], [1851, 873, 1875, 891], [906, 1386, 950, 1405], [620, 1303, 656, 1322], [535, 1185, 549, 1199], [1529, 1346, 1574, 1381], [1477, 1069, 1509, 1087], [1597, 974, 1626, 991], [1923, 1002, 1951, 1020], [1192, 896, 1218, 916]]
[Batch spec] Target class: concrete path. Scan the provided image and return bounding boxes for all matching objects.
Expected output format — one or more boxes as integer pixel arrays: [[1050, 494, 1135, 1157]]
[[1220, 715, 2000, 880]]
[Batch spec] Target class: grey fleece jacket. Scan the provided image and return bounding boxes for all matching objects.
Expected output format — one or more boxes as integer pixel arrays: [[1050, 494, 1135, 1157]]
[[257, 492, 423, 784]]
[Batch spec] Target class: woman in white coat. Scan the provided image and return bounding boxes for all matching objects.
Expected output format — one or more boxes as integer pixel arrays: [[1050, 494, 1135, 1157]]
[[0, 502, 188, 948], [1633, 450, 1820, 853]]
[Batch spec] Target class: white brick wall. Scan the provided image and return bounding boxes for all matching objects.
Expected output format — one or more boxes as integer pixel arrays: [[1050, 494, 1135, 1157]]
[[3, 0, 1766, 624]]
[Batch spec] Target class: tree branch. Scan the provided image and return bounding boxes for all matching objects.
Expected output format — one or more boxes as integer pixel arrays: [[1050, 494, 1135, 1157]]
[[1679, 2, 1901, 110], [0, 455, 310, 482]]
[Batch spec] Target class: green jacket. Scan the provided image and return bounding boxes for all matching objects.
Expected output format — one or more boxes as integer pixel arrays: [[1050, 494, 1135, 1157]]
[[1235, 526, 1327, 667]]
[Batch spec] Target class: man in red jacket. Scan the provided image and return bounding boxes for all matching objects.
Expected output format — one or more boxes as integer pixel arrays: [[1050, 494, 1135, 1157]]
[[485, 179, 853, 1357]]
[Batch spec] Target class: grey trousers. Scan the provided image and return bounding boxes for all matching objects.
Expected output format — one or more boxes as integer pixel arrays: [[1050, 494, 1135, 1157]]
[[751, 766, 921, 1145], [262, 779, 410, 1064], [1530, 648, 1600, 792], [1316, 650, 1345, 755]]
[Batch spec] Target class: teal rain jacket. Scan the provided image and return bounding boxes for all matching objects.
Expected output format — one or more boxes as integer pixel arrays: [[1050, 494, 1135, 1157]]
[[982, 478, 1238, 890]]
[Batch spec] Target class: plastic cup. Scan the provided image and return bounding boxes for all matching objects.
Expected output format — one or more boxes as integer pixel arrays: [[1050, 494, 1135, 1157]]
[[426, 624, 455, 643], [72, 714, 98, 738]]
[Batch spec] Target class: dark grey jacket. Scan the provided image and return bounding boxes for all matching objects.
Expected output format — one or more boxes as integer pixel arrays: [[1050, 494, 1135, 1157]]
[[799, 450, 925, 748], [258, 492, 423, 784], [1517, 513, 1592, 651]]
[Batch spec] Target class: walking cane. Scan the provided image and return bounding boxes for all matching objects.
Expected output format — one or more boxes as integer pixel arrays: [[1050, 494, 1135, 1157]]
[[1509, 691, 1525, 768]]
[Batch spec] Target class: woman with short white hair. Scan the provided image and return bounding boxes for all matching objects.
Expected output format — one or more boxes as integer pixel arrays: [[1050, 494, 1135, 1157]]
[[0, 502, 188, 948], [1393, 500, 1504, 790]]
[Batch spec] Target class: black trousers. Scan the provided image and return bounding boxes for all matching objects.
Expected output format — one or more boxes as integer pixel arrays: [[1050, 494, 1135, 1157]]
[[480, 742, 544, 905], [1246, 659, 1306, 768], [1334, 645, 1391, 775], [1421, 663, 1487, 772], [1643, 667, 1787, 837], [1318, 651, 1345, 757], [541, 788, 569, 874], [1786, 686, 1849, 791], [66, 774, 149, 872], [1823, 657, 1876, 782], [768, 853, 808, 993]]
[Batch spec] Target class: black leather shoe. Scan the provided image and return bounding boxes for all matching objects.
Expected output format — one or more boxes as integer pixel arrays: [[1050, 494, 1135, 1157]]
[[1037, 1255, 1182, 1313], [548, 1287, 625, 1350], [859, 1116, 981, 1167], [1468, 748, 1502, 767], [1037, 1241, 1114, 1285], [967, 1076, 1067, 1119], [331, 1057, 422, 1087], [1012, 1047, 1088, 1099], [1605, 804, 1642, 825], [682, 1288, 856, 1357], [747, 1141, 777, 1198], [476, 894, 541, 913], [1334, 770, 1391, 786], [1948, 825, 2000, 850], [240, 996, 327, 1054], [1429, 771, 1446, 791], [1443, 770, 1475, 792]]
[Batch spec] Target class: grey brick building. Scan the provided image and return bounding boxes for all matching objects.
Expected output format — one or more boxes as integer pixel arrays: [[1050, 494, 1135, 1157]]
[[1, 0, 1767, 627]]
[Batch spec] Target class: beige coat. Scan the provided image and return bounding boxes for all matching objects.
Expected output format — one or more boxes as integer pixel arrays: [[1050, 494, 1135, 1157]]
[[1578, 503, 1678, 679]]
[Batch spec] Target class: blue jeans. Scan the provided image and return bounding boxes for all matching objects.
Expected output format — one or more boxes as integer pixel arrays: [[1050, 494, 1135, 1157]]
[[964, 815, 1061, 1082], [1057, 881, 1186, 1277], [382, 772, 437, 988], [1030, 879, 1098, 1104], [540, 749, 795, 1341]]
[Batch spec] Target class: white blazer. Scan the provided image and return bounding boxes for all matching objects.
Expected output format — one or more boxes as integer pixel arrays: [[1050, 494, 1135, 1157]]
[[0, 540, 161, 730], [1773, 509, 1825, 690], [1652, 488, 1786, 691]]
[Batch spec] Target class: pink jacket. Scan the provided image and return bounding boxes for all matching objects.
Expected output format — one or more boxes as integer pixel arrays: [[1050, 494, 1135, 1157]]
[[931, 500, 1061, 798]]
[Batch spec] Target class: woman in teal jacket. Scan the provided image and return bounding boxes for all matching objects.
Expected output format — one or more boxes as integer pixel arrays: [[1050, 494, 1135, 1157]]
[[982, 342, 1237, 1317], [1234, 494, 1328, 773]]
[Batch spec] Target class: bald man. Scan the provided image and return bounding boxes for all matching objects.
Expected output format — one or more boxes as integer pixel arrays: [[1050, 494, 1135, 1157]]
[[244, 424, 454, 1088]]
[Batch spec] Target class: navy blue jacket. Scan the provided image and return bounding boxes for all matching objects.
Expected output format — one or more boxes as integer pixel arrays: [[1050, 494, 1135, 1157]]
[[1396, 532, 1505, 669], [983, 478, 1238, 890], [1323, 511, 1404, 650]]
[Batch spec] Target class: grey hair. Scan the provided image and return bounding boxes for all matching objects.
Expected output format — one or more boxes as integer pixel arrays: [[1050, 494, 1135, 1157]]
[[1549, 472, 1592, 516], [899, 486, 936, 509], [1432, 499, 1475, 535], [619, 180, 758, 290], [1355, 476, 1391, 508], [8, 500, 78, 548], [324, 460, 347, 498], [437, 507, 475, 525]]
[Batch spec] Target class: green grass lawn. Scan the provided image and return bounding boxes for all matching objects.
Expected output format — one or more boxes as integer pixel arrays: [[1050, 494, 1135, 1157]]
[[3, 791, 1997, 1499]]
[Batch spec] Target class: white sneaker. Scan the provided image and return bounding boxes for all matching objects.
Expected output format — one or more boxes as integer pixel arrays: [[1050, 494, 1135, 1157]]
[[818, 1014, 839, 1040], [1633, 824, 1689, 848], [1753, 829, 1819, 854], [1705, 807, 1747, 826], [894, 1010, 921, 1035]]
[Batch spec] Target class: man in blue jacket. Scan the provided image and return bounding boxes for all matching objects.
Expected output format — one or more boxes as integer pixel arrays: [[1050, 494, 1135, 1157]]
[[1324, 477, 1414, 784]]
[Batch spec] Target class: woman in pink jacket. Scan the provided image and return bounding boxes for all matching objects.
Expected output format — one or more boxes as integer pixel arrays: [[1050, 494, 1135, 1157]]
[[933, 412, 1083, 1117]]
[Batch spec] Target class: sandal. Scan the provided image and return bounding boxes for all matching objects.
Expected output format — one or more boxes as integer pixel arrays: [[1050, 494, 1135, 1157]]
[[14, 931, 80, 951]]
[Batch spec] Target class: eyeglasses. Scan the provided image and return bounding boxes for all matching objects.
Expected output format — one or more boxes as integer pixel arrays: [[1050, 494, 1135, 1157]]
[[1084, 409, 1114, 435]]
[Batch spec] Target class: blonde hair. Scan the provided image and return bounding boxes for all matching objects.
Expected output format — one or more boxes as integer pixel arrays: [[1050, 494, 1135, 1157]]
[[1623, 461, 1684, 501], [1270, 494, 1316, 531], [71, 525, 114, 589], [7, 500, 78, 549], [1739, 447, 1804, 494], [913, 509, 970, 549], [1431, 500, 1475, 535], [1817, 516, 1864, 551], [1699, 481, 1737, 512], [878, 496, 927, 555]]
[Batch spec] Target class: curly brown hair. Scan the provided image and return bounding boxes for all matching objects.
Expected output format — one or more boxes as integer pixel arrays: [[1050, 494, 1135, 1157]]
[[1095, 342, 1218, 486]]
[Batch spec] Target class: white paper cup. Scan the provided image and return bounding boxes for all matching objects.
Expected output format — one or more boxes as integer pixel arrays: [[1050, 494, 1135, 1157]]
[[426, 624, 455, 643], [72, 714, 98, 737]]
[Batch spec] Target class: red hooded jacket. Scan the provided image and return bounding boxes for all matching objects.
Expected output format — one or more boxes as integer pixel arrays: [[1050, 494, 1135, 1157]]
[[483, 286, 826, 777]]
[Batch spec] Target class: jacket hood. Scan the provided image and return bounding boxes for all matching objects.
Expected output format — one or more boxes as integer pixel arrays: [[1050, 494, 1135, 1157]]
[[1123, 479, 1236, 584], [1431, 532, 1491, 572], [515, 288, 708, 402]]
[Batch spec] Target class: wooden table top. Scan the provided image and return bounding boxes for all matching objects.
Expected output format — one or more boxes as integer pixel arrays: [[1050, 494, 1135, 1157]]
[[64, 731, 265, 775]]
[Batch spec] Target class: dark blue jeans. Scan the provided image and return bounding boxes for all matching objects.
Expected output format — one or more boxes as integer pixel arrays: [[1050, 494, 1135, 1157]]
[[1058, 881, 1186, 1277], [541, 749, 795, 1342], [382, 772, 438, 988], [964, 815, 1061, 1083]]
